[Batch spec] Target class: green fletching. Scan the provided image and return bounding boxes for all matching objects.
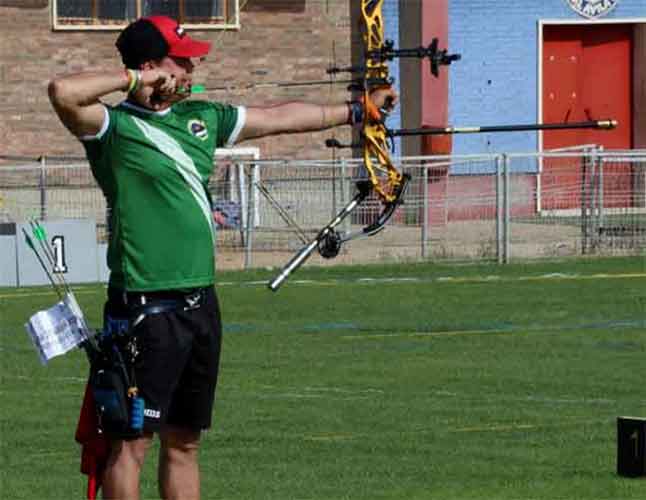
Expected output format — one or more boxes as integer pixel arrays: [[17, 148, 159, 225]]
[[22, 228, 36, 250], [177, 84, 205, 95], [33, 225, 46, 241]]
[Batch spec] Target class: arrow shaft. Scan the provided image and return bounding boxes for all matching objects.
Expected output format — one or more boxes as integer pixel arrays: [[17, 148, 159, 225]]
[[203, 78, 359, 93], [389, 120, 617, 137], [22, 228, 63, 299]]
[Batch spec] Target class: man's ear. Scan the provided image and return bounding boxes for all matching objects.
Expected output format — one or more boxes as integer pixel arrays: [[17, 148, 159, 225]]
[[140, 61, 154, 70]]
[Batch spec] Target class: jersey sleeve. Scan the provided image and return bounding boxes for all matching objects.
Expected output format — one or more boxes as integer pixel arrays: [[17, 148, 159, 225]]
[[207, 102, 246, 148], [79, 104, 116, 168]]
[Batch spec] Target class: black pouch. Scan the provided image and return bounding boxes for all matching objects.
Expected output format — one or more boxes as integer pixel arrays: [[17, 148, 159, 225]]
[[88, 307, 134, 434], [90, 356, 130, 433]]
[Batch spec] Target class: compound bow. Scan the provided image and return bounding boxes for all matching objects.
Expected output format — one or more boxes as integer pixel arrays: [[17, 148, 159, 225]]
[[267, 0, 616, 291], [268, 0, 458, 291]]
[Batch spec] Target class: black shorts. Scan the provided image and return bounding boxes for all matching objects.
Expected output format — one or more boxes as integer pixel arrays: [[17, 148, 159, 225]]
[[103, 286, 222, 435]]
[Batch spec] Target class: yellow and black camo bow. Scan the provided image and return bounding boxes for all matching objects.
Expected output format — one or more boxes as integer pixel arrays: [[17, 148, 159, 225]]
[[268, 0, 460, 291]]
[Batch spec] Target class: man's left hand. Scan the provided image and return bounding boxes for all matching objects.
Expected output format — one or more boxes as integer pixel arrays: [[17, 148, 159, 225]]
[[369, 86, 398, 113]]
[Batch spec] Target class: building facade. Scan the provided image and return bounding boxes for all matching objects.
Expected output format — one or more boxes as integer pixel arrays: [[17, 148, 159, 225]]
[[398, 0, 646, 156], [0, 0, 354, 160]]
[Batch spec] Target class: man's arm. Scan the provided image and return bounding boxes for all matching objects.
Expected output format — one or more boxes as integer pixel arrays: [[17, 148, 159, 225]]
[[48, 71, 130, 137], [48, 69, 176, 137], [236, 87, 398, 143], [237, 102, 349, 142]]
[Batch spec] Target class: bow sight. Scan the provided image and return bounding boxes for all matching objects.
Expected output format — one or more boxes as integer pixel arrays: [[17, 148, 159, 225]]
[[366, 38, 462, 78], [327, 37, 461, 86]]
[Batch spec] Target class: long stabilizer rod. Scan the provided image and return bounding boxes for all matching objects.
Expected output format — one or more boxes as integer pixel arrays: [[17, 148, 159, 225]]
[[389, 119, 617, 137], [268, 190, 369, 292]]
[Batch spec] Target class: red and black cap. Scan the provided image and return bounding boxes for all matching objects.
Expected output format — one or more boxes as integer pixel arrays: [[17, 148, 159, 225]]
[[116, 15, 211, 68]]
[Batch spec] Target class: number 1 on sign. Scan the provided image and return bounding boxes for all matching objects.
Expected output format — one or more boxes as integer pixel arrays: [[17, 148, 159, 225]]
[[52, 235, 68, 273]]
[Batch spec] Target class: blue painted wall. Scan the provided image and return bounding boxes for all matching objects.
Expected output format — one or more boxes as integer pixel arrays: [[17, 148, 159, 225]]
[[384, 0, 402, 155], [448, 0, 646, 155]]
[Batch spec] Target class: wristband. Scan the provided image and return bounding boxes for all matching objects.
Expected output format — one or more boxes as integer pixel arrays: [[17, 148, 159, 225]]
[[125, 69, 141, 94], [346, 100, 364, 126]]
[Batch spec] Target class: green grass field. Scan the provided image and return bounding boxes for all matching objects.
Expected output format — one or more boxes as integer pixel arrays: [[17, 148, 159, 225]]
[[1, 256, 645, 499]]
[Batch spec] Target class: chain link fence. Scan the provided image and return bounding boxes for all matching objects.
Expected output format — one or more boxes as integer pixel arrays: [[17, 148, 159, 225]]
[[1, 149, 644, 270]]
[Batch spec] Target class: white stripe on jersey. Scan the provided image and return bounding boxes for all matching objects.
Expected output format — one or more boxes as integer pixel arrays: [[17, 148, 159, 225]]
[[130, 115, 216, 244]]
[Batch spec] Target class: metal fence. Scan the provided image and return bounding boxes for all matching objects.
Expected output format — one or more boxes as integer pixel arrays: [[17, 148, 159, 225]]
[[1, 149, 644, 270]]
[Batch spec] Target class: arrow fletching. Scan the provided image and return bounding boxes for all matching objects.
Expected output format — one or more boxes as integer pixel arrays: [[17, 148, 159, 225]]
[[177, 84, 206, 95], [33, 224, 46, 241], [23, 228, 37, 250]]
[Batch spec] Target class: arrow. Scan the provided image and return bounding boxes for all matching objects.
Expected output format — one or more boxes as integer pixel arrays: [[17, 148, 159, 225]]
[[388, 119, 618, 137], [22, 227, 63, 299]]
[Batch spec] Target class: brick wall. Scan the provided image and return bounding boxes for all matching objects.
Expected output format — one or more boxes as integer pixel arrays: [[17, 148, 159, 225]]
[[0, 1, 353, 160]]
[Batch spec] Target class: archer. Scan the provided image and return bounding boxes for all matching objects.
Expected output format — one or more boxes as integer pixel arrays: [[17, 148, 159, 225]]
[[48, 14, 396, 500]]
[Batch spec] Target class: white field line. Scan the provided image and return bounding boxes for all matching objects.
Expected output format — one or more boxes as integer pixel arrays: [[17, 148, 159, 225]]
[[219, 272, 646, 288], [227, 385, 640, 409], [275, 417, 614, 441], [2, 271, 645, 300], [0, 286, 103, 300], [450, 418, 609, 434]]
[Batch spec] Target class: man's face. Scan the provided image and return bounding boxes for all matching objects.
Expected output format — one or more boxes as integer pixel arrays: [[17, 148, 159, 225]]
[[133, 55, 196, 111]]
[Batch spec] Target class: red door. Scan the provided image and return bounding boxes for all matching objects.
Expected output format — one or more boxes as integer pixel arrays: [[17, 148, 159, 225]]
[[542, 24, 633, 209]]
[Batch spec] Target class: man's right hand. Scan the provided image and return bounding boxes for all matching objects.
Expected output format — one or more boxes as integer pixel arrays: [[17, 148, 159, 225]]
[[140, 69, 178, 96], [140, 69, 192, 108]]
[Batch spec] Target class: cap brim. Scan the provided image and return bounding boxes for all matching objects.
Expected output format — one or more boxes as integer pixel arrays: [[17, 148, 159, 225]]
[[168, 38, 211, 58]]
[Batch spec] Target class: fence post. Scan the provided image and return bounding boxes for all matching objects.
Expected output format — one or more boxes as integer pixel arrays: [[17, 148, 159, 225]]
[[581, 149, 590, 254], [331, 159, 337, 217], [496, 155, 503, 264], [503, 154, 511, 264], [588, 150, 600, 248], [39, 156, 47, 220], [422, 162, 429, 259], [340, 159, 350, 236], [596, 150, 604, 235], [243, 163, 256, 269], [237, 163, 247, 248]]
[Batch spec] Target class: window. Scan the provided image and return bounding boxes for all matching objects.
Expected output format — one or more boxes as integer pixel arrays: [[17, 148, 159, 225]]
[[52, 0, 239, 30]]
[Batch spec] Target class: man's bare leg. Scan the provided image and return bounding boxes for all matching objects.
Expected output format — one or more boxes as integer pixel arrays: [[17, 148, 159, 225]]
[[158, 425, 201, 500], [102, 433, 153, 500]]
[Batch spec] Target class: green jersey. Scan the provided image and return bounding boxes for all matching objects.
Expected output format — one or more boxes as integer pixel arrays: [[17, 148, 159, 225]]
[[82, 100, 244, 291]]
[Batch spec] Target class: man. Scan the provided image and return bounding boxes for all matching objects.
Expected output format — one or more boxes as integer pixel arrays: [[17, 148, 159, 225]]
[[48, 15, 396, 500]]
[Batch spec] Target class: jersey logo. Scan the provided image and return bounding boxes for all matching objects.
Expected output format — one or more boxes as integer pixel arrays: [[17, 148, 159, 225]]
[[175, 26, 185, 38], [188, 119, 208, 141], [564, 0, 620, 18]]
